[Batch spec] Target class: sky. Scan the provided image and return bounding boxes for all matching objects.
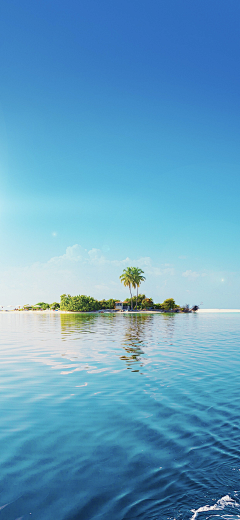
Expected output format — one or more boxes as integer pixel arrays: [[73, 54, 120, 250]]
[[0, 0, 240, 307]]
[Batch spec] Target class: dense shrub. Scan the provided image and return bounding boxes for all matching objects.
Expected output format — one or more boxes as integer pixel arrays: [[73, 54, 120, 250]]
[[153, 303, 163, 310], [161, 298, 177, 311], [142, 298, 154, 309], [98, 299, 117, 310], [50, 302, 60, 310], [60, 294, 100, 312], [35, 302, 50, 310], [124, 294, 146, 309], [25, 294, 182, 313]]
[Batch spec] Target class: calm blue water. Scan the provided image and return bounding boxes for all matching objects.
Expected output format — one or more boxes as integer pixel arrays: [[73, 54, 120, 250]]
[[0, 312, 240, 520]]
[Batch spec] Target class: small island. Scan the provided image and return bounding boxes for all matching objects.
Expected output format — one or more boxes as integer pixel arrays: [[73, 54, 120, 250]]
[[16, 267, 199, 313]]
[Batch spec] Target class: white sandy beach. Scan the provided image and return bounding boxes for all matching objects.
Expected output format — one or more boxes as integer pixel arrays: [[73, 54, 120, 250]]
[[1, 309, 240, 314], [198, 309, 240, 313]]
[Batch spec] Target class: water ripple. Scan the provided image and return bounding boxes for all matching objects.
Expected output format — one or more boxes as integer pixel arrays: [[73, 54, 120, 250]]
[[0, 312, 240, 519]]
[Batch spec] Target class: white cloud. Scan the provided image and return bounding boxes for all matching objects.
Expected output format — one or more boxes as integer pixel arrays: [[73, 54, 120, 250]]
[[134, 257, 175, 277], [182, 270, 200, 280], [111, 257, 131, 267], [48, 244, 86, 264], [47, 246, 171, 276], [88, 248, 106, 265], [163, 267, 175, 276], [95, 284, 109, 291]]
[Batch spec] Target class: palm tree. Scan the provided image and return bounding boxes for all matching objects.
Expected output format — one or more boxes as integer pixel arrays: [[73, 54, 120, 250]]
[[131, 267, 145, 310], [119, 267, 135, 310]]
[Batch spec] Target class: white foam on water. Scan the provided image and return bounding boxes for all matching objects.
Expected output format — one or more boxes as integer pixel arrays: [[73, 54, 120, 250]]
[[0, 504, 8, 511], [190, 495, 240, 520]]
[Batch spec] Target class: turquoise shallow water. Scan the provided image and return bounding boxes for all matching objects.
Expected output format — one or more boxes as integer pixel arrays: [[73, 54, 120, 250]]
[[0, 312, 240, 520]]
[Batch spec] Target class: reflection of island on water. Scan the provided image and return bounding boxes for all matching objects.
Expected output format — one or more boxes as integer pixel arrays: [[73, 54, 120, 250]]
[[60, 312, 98, 338], [60, 312, 117, 340], [59, 311, 177, 371], [120, 314, 154, 372]]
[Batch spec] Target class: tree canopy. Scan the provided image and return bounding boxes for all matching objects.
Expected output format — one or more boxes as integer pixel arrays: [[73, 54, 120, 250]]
[[161, 298, 177, 311], [50, 302, 60, 310], [120, 267, 145, 310], [35, 302, 50, 310]]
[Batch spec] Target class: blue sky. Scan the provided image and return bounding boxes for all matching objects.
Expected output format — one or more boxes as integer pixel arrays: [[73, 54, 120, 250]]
[[0, 0, 240, 307]]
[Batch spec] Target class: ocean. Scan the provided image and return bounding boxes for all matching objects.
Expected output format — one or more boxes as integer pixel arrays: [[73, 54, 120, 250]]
[[0, 311, 240, 519]]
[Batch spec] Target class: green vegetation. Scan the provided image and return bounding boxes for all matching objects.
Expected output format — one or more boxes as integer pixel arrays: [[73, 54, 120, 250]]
[[21, 301, 60, 311], [123, 294, 152, 309], [35, 302, 50, 310], [122, 295, 178, 311], [142, 297, 154, 309], [124, 294, 146, 309], [60, 294, 117, 312], [98, 299, 116, 310], [60, 294, 179, 312], [60, 294, 99, 312], [161, 298, 179, 311], [19, 295, 187, 313], [50, 302, 60, 310]]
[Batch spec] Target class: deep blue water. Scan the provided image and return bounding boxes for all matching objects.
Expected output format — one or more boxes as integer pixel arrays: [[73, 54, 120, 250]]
[[0, 312, 240, 520]]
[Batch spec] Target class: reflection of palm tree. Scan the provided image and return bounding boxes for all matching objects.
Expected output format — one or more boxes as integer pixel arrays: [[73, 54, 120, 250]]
[[120, 314, 153, 371], [131, 267, 145, 310]]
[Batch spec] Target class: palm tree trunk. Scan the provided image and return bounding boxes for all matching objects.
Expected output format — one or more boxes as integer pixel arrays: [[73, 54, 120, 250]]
[[129, 284, 133, 310], [136, 285, 138, 310]]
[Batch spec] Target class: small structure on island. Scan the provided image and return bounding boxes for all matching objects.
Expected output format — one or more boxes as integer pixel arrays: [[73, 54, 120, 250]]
[[115, 301, 130, 311]]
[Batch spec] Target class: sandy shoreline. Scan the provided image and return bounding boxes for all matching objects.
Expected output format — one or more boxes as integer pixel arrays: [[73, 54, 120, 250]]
[[0, 310, 166, 314], [1, 309, 240, 314]]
